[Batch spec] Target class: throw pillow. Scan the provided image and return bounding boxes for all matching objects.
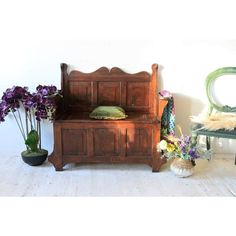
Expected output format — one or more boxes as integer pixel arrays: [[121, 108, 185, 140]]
[[89, 106, 128, 120]]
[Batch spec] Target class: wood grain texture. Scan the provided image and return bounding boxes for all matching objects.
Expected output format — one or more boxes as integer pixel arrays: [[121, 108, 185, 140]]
[[49, 63, 166, 171]]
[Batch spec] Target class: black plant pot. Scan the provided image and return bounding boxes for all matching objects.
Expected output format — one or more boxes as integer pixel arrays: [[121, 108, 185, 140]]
[[21, 149, 48, 166]]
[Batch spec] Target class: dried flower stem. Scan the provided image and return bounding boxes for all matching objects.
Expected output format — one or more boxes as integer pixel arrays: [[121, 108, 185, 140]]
[[177, 124, 183, 136]]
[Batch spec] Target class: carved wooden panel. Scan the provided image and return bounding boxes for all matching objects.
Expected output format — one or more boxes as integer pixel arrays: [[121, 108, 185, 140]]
[[126, 82, 149, 108], [97, 82, 121, 105], [93, 128, 121, 156], [126, 128, 152, 156], [49, 64, 167, 172], [62, 129, 87, 155], [68, 81, 92, 106], [60, 64, 157, 113]]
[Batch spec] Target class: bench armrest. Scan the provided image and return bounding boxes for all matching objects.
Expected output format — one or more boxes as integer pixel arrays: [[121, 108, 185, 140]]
[[51, 90, 64, 119], [158, 98, 168, 119]]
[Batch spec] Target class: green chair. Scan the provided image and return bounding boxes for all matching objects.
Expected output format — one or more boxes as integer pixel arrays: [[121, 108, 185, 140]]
[[192, 67, 236, 164]]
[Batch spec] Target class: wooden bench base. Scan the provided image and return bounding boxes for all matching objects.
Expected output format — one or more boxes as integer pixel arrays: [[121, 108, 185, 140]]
[[49, 118, 166, 172], [50, 63, 167, 172]]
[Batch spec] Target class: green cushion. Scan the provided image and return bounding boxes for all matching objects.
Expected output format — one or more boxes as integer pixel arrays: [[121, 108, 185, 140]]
[[89, 106, 128, 120]]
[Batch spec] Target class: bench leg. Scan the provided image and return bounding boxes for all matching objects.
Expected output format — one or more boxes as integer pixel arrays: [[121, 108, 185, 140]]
[[55, 165, 63, 171], [48, 152, 64, 171], [152, 152, 167, 172]]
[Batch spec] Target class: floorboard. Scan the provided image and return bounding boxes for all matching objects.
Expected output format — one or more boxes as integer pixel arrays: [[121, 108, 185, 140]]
[[0, 152, 235, 196]]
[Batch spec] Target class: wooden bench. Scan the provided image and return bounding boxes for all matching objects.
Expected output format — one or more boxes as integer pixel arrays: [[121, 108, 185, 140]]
[[192, 67, 236, 164], [49, 63, 168, 171]]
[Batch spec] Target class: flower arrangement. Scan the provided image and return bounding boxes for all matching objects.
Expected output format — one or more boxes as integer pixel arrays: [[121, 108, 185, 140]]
[[158, 126, 211, 166], [0, 85, 58, 161]]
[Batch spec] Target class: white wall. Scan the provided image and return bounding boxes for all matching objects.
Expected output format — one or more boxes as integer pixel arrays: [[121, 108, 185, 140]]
[[0, 0, 236, 156], [0, 39, 236, 154]]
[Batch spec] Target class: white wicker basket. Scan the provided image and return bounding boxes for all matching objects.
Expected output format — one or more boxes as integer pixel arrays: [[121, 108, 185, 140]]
[[170, 158, 194, 178]]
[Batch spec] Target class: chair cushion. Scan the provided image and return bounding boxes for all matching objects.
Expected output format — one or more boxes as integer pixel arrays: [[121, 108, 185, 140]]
[[89, 106, 128, 120], [191, 113, 236, 131]]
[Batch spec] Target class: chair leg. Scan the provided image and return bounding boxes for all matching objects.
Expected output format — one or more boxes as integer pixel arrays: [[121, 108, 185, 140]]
[[191, 131, 198, 147], [206, 136, 211, 150], [235, 153, 236, 165]]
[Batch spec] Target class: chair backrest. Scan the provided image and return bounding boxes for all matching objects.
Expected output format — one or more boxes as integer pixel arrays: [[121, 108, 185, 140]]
[[205, 67, 236, 114], [60, 63, 159, 115]]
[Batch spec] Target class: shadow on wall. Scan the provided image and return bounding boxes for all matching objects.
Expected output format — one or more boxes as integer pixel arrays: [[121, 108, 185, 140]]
[[173, 93, 205, 135], [173, 93, 236, 154], [157, 64, 164, 91]]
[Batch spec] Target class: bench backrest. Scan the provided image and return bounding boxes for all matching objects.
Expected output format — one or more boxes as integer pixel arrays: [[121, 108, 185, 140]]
[[60, 63, 159, 115]]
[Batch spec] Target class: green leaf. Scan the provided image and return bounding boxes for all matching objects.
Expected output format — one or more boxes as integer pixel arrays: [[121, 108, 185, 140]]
[[25, 130, 39, 152]]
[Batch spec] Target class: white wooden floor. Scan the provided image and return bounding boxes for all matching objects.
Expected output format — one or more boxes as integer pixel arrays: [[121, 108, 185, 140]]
[[0, 152, 235, 196]]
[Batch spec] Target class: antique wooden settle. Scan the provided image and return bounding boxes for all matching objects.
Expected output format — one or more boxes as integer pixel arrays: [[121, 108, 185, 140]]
[[49, 63, 168, 171]]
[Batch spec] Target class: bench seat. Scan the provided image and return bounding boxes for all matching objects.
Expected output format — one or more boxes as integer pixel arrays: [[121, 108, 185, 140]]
[[49, 63, 167, 171]]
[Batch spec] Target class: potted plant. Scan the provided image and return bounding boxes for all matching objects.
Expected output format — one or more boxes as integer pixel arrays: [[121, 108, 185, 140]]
[[0, 85, 58, 166], [157, 126, 212, 177]]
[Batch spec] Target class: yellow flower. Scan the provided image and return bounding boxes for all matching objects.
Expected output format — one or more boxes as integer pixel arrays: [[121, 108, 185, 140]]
[[166, 143, 175, 153], [174, 141, 178, 147], [166, 134, 179, 143], [158, 140, 167, 150]]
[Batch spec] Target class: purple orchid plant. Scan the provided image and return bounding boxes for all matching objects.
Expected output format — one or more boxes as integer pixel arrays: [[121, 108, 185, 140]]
[[157, 126, 211, 166], [0, 85, 58, 153]]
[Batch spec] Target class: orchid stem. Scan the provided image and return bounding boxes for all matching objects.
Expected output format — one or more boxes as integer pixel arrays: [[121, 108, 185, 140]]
[[25, 110, 29, 136], [17, 109, 26, 139], [12, 111, 26, 141], [26, 112, 33, 131], [25, 111, 29, 150], [29, 111, 33, 130], [33, 111, 36, 130], [38, 121, 42, 150], [37, 119, 39, 134]]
